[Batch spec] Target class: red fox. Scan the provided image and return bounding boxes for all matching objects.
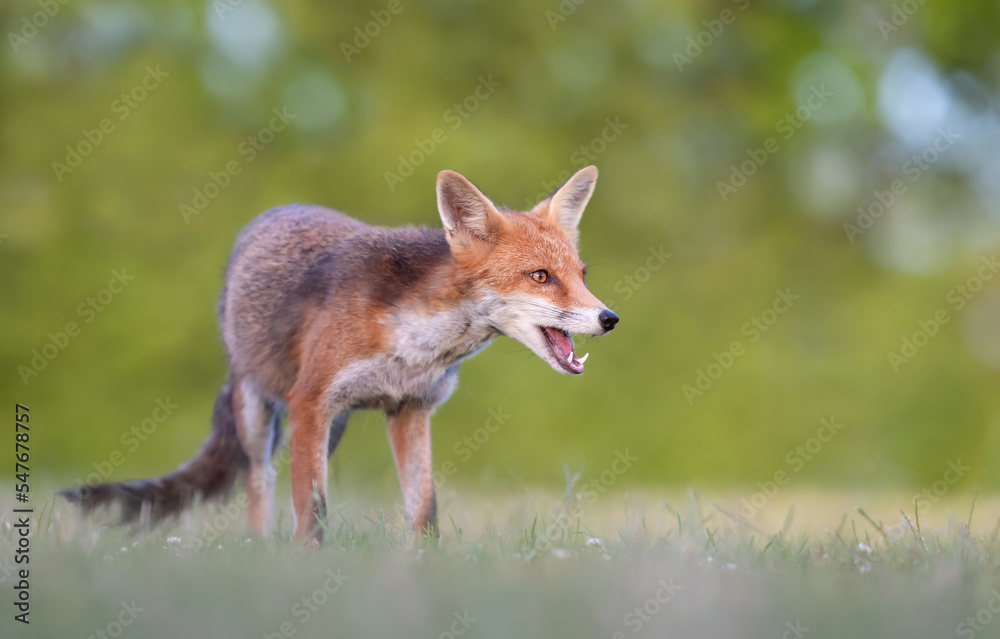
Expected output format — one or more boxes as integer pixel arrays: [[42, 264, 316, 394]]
[[61, 166, 619, 544]]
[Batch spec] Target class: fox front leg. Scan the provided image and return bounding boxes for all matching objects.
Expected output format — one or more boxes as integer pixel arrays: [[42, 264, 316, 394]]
[[386, 404, 438, 538], [287, 386, 334, 545]]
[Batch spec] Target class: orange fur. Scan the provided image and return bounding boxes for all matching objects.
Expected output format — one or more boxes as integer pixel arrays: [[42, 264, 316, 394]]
[[61, 167, 618, 546], [387, 406, 437, 534]]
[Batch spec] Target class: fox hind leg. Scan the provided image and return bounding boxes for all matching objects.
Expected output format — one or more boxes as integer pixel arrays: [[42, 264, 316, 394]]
[[233, 378, 277, 537]]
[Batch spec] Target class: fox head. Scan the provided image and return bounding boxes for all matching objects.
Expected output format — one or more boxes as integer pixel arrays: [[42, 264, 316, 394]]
[[436, 166, 619, 375]]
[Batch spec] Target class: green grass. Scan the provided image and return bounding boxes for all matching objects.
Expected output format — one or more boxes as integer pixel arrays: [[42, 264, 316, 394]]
[[3, 486, 1000, 639]]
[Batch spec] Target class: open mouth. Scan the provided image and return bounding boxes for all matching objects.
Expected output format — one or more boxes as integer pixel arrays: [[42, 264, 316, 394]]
[[540, 327, 588, 374]]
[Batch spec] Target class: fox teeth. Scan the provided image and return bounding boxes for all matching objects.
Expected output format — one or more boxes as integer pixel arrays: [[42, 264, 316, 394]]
[[566, 351, 574, 364], [577, 352, 589, 364]]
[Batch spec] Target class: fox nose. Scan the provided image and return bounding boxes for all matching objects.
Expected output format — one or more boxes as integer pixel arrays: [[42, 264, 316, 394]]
[[598, 309, 619, 331]]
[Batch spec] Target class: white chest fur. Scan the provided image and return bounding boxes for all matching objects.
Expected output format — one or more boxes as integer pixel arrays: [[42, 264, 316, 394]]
[[325, 302, 497, 409]]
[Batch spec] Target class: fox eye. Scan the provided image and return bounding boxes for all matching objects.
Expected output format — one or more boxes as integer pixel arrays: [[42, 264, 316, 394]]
[[529, 270, 549, 284]]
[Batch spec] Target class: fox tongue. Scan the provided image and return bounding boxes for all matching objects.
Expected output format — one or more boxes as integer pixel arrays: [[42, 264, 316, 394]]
[[543, 327, 574, 360]]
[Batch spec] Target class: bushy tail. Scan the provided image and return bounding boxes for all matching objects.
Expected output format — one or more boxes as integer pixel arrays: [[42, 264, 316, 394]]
[[59, 382, 249, 526]]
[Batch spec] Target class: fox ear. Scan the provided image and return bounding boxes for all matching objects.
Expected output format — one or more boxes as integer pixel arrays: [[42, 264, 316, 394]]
[[543, 165, 598, 239], [436, 170, 505, 250]]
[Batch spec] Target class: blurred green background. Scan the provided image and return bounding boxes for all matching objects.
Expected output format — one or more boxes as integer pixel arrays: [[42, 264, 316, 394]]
[[2, 0, 1000, 496]]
